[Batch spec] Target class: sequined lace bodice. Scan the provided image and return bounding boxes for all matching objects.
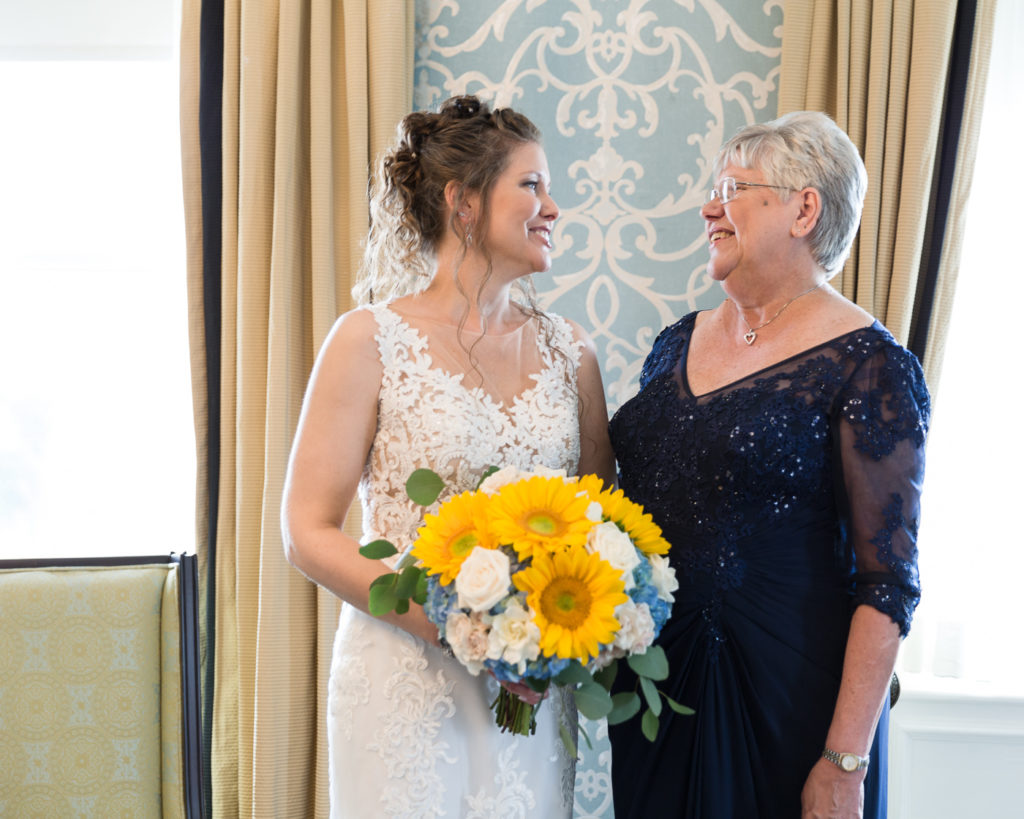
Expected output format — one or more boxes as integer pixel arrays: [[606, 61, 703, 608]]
[[610, 312, 930, 636]]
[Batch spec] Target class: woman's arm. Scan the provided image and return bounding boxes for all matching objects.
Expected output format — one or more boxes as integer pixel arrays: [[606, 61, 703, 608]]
[[281, 308, 439, 645], [568, 320, 616, 486], [801, 605, 900, 817]]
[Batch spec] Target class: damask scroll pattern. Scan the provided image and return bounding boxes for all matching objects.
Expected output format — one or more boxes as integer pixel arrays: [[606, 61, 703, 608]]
[[415, 0, 781, 409]]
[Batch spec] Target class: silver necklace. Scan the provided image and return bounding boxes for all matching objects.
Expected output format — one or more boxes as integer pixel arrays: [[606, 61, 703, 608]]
[[732, 281, 824, 345]]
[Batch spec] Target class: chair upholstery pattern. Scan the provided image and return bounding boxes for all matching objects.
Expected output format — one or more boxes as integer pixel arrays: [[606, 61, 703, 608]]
[[0, 558, 197, 817]]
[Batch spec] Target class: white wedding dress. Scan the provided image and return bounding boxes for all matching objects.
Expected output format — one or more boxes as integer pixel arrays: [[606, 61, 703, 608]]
[[327, 303, 582, 818]]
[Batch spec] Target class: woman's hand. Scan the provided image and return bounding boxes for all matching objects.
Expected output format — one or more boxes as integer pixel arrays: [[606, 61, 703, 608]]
[[801, 757, 865, 818], [499, 678, 547, 706]]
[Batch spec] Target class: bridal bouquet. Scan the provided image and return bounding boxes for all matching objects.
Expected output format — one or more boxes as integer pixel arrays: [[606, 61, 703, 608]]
[[360, 466, 691, 747]]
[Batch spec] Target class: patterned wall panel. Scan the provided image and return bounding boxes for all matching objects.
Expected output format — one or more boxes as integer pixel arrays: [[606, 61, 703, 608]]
[[415, 0, 782, 411], [414, 1, 781, 815]]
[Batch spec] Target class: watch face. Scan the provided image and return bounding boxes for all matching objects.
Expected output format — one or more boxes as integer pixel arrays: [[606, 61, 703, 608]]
[[841, 754, 859, 772]]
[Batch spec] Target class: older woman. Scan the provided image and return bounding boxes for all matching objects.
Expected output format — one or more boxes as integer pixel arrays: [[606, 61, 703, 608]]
[[608, 112, 929, 817]]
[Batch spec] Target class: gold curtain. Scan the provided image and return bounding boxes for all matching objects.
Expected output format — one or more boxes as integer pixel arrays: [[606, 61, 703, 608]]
[[778, 0, 995, 390], [181, 1, 414, 816]]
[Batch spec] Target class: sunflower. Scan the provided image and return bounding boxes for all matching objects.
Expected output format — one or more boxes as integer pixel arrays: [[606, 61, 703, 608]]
[[513, 545, 628, 662], [411, 491, 495, 584], [488, 475, 597, 560], [577, 475, 670, 556]]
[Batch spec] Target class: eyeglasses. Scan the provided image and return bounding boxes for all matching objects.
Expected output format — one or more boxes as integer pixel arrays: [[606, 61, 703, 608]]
[[705, 177, 794, 205]]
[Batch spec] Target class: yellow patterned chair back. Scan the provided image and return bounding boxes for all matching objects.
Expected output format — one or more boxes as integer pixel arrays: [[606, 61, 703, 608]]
[[0, 554, 203, 817]]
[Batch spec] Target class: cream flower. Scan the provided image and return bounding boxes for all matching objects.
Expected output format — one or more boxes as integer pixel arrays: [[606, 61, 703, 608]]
[[612, 599, 655, 653], [648, 553, 679, 603], [485, 599, 541, 672], [455, 546, 512, 612], [445, 612, 489, 675], [586, 521, 641, 590]]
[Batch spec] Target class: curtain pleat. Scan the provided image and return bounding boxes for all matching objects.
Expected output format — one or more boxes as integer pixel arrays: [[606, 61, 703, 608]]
[[182, 1, 414, 816], [778, 0, 995, 392]]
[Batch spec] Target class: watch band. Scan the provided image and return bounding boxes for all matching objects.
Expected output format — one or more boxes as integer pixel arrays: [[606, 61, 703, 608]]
[[822, 747, 870, 772]]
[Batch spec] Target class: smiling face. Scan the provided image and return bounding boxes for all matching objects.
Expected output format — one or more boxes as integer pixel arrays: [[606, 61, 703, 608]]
[[477, 141, 559, 278], [700, 164, 799, 283]]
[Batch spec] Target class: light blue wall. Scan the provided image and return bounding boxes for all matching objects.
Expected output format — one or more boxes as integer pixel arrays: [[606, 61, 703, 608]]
[[415, 0, 782, 411], [414, 1, 782, 815]]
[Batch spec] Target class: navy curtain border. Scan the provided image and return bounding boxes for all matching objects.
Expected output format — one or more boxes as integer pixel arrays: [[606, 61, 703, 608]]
[[198, 0, 223, 815], [908, 0, 978, 362]]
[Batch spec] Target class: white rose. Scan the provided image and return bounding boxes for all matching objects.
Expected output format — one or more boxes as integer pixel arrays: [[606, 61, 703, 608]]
[[477, 466, 528, 495], [445, 612, 488, 675], [485, 600, 541, 672], [587, 521, 640, 590], [612, 600, 655, 653], [455, 546, 511, 612], [648, 553, 679, 603], [531, 465, 568, 481], [585, 500, 604, 523]]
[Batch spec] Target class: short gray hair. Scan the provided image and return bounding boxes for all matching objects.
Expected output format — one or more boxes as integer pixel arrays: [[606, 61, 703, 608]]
[[713, 111, 868, 276]]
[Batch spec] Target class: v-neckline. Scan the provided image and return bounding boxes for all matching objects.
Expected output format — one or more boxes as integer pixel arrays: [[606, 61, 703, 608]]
[[384, 303, 550, 412], [679, 314, 882, 399]]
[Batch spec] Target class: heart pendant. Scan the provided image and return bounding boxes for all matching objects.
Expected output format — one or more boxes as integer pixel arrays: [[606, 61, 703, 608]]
[[743, 330, 757, 345]]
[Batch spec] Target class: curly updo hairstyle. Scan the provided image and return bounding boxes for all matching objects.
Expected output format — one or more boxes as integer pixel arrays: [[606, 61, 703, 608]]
[[354, 95, 543, 306]]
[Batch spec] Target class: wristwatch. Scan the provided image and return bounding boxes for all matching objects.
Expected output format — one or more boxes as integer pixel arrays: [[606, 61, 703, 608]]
[[822, 748, 870, 772]]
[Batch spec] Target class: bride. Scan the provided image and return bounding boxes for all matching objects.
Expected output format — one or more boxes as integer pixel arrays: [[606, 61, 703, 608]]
[[281, 95, 615, 818]]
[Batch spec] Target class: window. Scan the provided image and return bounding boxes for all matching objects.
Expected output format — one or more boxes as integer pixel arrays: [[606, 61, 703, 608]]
[[900, 1, 1024, 692], [0, 57, 194, 559]]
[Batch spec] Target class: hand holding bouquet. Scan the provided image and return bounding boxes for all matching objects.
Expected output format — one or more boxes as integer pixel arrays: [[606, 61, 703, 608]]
[[360, 466, 692, 748]]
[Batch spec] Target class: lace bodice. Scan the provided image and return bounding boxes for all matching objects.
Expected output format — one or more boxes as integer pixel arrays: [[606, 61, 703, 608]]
[[610, 313, 930, 636], [358, 303, 583, 552]]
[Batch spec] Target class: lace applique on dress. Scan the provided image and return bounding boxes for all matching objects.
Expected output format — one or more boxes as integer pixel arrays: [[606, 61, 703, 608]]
[[327, 303, 583, 819]]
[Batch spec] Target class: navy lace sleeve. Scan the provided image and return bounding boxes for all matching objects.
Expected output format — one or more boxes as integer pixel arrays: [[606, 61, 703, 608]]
[[834, 339, 930, 636]]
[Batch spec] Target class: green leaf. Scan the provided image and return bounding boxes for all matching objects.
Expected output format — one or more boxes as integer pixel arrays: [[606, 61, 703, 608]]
[[558, 721, 578, 759], [406, 469, 445, 506], [412, 571, 429, 605], [524, 677, 550, 695], [593, 660, 618, 691], [574, 681, 613, 720], [607, 691, 641, 725], [627, 645, 669, 681], [639, 675, 662, 717], [368, 581, 398, 616], [577, 719, 593, 751], [394, 598, 410, 615], [394, 565, 422, 599], [641, 708, 660, 742], [664, 695, 695, 716], [553, 660, 593, 687], [476, 465, 499, 488], [359, 539, 398, 560], [369, 572, 398, 589]]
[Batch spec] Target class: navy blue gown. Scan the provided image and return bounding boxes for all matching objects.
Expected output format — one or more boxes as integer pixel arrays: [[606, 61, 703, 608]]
[[608, 314, 929, 818]]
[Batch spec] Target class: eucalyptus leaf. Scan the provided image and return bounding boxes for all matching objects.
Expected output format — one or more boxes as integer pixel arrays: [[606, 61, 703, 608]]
[[577, 719, 593, 751], [406, 468, 445, 506], [574, 681, 614, 720], [627, 644, 669, 681], [359, 539, 398, 560], [607, 691, 641, 725], [665, 695, 695, 716], [553, 660, 593, 687], [394, 598, 410, 615], [641, 708, 660, 742], [412, 571, 429, 605], [394, 565, 422, 599], [639, 675, 662, 717], [593, 661, 618, 691], [369, 572, 397, 589], [368, 582, 398, 616], [558, 721, 577, 759]]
